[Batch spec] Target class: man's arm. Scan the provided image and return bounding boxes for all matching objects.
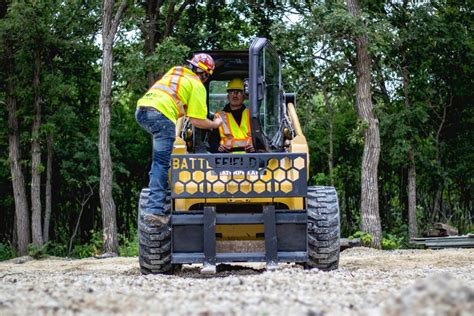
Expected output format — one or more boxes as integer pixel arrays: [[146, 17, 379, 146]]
[[189, 116, 222, 130]]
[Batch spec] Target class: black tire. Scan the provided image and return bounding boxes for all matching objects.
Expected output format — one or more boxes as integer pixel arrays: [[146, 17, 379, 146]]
[[305, 186, 340, 271], [138, 188, 179, 274]]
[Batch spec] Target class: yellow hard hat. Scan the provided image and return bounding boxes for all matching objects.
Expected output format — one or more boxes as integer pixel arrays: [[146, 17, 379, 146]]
[[227, 78, 244, 91]]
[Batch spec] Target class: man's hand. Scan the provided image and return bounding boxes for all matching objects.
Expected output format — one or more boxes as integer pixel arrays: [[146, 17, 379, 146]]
[[189, 116, 222, 130], [218, 144, 231, 153], [212, 116, 223, 129], [245, 143, 255, 153]]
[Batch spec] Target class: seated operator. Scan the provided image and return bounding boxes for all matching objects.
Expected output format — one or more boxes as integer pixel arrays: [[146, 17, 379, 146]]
[[209, 78, 255, 153]]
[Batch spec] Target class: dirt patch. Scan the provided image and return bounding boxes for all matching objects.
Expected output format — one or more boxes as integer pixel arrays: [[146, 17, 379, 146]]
[[1, 248, 473, 315]]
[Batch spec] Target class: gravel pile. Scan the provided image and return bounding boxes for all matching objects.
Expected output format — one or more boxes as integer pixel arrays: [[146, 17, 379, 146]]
[[1, 247, 473, 315]]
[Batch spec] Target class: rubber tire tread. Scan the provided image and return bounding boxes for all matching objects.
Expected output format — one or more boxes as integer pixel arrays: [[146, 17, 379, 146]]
[[138, 188, 174, 274], [305, 186, 340, 271]]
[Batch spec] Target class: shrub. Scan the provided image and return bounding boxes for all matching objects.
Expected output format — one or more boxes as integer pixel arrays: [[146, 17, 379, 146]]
[[45, 241, 68, 257], [28, 243, 49, 259], [119, 229, 138, 257], [467, 224, 474, 234], [71, 230, 103, 258], [350, 231, 374, 245], [0, 243, 16, 261], [381, 233, 402, 250]]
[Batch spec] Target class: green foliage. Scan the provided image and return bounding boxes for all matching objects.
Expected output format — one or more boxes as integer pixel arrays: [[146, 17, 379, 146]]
[[119, 229, 138, 257], [26, 242, 68, 259], [0, 243, 16, 261], [175, 1, 258, 49], [152, 38, 191, 75], [349, 231, 374, 245], [27, 243, 49, 259], [467, 224, 474, 234], [71, 230, 103, 259], [44, 242, 68, 257], [312, 172, 332, 186], [381, 233, 403, 250]]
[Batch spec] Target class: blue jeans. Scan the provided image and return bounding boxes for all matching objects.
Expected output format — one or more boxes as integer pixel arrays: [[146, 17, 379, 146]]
[[135, 108, 176, 215]]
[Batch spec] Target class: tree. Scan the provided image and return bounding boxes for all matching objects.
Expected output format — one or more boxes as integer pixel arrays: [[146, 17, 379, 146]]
[[31, 44, 43, 248], [398, 0, 417, 239], [140, 0, 192, 86], [347, 0, 382, 248], [1, 1, 30, 255], [43, 133, 53, 243], [99, 0, 127, 255]]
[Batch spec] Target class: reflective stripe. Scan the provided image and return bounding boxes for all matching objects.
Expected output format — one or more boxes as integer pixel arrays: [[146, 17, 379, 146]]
[[151, 84, 185, 115], [216, 112, 231, 135], [246, 107, 252, 141], [168, 66, 183, 91], [218, 108, 252, 150], [151, 66, 199, 117]]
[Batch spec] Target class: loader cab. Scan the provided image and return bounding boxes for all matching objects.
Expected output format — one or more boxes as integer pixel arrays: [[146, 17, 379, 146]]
[[188, 37, 286, 153]]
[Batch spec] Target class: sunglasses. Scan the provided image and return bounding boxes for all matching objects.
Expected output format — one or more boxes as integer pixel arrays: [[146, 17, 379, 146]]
[[196, 68, 210, 80]]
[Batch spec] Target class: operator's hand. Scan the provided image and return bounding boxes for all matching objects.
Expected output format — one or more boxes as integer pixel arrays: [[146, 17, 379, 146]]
[[218, 144, 231, 153], [245, 143, 255, 153], [212, 116, 223, 129]]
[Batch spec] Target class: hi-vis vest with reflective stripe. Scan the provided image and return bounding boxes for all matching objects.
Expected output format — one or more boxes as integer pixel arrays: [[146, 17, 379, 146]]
[[216, 108, 252, 150], [137, 66, 207, 124]]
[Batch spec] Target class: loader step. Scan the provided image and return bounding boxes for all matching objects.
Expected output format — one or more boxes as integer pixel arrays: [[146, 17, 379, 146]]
[[172, 251, 308, 264]]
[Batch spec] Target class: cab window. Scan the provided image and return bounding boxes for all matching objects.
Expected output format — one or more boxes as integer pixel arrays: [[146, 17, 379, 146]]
[[208, 80, 228, 116], [208, 80, 248, 115], [257, 44, 281, 143]]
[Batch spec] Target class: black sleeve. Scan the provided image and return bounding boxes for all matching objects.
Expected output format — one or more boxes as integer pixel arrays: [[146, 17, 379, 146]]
[[208, 128, 221, 153]]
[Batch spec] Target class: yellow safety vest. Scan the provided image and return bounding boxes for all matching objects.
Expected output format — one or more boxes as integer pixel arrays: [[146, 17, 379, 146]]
[[216, 108, 252, 152], [136, 66, 207, 124]]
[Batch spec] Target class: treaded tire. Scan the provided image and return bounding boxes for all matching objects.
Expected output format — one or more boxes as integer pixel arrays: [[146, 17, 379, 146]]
[[138, 188, 179, 274], [305, 186, 340, 271]]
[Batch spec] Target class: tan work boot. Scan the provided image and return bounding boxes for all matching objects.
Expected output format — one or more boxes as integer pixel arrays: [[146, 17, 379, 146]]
[[142, 213, 170, 227]]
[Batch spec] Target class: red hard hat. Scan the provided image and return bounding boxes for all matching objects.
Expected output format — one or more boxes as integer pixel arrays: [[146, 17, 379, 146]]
[[187, 53, 215, 75]]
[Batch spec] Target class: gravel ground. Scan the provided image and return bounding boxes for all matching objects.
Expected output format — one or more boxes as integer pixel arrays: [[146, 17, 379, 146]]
[[0, 247, 473, 315]]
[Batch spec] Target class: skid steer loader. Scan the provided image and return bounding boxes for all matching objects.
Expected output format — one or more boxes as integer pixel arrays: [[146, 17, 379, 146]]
[[138, 38, 340, 274]]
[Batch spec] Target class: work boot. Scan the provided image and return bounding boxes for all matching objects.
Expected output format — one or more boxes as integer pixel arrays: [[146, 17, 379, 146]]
[[201, 262, 216, 275], [142, 213, 170, 227]]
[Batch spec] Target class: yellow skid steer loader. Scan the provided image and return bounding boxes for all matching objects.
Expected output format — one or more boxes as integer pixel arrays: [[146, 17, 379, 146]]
[[138, 38, 340, 274]]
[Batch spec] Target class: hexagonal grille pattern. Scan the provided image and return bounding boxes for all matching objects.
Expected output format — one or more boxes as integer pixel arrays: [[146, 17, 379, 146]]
[[170, 153, 307, 198]]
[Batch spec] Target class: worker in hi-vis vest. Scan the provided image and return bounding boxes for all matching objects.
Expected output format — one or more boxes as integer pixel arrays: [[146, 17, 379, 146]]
[[135, 53, 222, 226], [210, 78, 255, 154]]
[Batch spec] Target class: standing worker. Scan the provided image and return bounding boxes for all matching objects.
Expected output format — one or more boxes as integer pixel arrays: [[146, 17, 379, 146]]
[[136, 53, 222, 226], [210, 78, 254, 153]]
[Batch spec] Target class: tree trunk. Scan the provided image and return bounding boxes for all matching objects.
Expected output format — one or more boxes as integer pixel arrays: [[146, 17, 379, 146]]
[[323, 83, 334, 186], [400, 0, 417, 240], [143, 0, 163, 86], [402, 56, 418, 239], [7, 83, 30, 256], [347, 0, 382, 248], [31, 48, 44, 248], [12, 213, 18, 251], [407, 148, 417, 238], [431, 92, 450, 223], [142, 0, 192, 87], [6, 63, 30, 255], [432, 189, 441, 223], [68, 186, 94, 257], [99, 0, 127, 254], [43, 133, 53, 243]]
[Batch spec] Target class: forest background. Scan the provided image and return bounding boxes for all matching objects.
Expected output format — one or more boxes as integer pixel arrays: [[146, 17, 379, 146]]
[[0, 0, 472, 259]]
